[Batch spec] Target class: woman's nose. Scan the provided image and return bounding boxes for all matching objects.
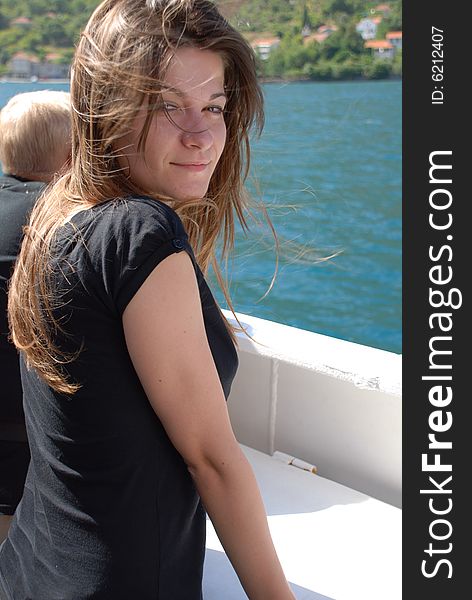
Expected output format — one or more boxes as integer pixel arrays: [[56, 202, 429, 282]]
[[181, 126, 213, 150]]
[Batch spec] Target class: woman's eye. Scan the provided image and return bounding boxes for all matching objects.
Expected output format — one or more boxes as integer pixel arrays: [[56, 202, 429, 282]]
[[207, 105, 225, 115], [162, 102, 181, 112]]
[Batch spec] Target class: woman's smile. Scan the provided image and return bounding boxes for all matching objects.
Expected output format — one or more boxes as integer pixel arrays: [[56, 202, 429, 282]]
[[170, 161, 210, 171]]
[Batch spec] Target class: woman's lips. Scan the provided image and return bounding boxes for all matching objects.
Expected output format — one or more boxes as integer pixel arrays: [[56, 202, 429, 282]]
[[170, 162, 209, 172]]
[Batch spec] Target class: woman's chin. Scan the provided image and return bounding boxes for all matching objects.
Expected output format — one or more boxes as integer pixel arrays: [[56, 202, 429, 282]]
[[167, 185, 210, 203]]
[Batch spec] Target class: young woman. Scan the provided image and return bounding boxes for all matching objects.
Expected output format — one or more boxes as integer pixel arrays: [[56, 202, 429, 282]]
[[0, 1, 295, 599]]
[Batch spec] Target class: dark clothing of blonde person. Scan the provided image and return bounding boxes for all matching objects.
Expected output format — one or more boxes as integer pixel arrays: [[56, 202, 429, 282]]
[[0, 175, 43, 518]]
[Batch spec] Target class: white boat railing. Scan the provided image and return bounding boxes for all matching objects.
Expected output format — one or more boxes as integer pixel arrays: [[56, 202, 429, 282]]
[[204, 445, 402, 600], [224, 311, 402, 508]]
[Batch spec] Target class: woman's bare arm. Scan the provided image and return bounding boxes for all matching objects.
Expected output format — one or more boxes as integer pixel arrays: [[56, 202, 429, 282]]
[[123, 251, 295, 600]]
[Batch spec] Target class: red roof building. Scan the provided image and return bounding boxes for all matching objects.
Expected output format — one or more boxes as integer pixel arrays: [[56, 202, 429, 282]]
[[365, 40, 394, 49], [386, 31, 402, 50], [364, 40, 395, 59], [374, 4, 392, 13], [10, 16, 32, 27], [45, 53, 62, 62], [11, 51, 39, 62]]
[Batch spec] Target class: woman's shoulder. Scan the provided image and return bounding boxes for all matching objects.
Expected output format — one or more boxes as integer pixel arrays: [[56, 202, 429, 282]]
[[75, 195, 183, 227], [110, 195, 181, 220], [68, 195, 188, 245], [58, 196, 195, 315]]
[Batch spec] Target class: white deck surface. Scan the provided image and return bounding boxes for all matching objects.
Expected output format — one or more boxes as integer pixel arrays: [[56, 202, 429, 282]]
[[203, 445, 401, 600]]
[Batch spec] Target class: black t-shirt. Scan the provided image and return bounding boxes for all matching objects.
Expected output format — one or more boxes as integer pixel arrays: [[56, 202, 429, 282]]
[[0, 196, 239, 599], [0, 175, 43, 426]]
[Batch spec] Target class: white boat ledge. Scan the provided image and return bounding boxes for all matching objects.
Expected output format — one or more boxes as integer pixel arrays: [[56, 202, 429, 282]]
[[203, 311, 402, 600]]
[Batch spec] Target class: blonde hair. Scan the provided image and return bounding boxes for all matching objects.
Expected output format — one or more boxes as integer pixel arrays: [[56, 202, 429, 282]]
[[0, 90, 71, 179], [9, 0, 270, 394]]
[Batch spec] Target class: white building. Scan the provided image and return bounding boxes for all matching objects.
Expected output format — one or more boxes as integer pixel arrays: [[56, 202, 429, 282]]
[[37, 54, 70, 80], [251, 37, 281, 61], [356, 17, 382, 40], [7, 52, 69, 80], [7, 53, 39, 79]]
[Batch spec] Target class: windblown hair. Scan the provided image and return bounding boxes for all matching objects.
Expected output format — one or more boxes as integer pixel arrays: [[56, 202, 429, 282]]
[[8, 0, 267, 394], [0, 90, 71, 179]]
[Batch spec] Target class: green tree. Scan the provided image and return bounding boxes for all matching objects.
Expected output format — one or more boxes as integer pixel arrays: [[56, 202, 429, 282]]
[[331, 58, 362, 79], [304, 61, 333, 80], [300, 1, 312, 30], [263, 33, 306, 77], [320, 0, 363, 18], [262, 49, 285, 77], [363, 59, 391, 79], [235, 0, 294, 33], [0, 11, 9, 30], [15, 28, 42, 53], [377, 17, 402, 40], [319, 23, 365, 61], [35, 15, 71, 47], [391, 49, 402, 77], [0, 27, 26, 63]]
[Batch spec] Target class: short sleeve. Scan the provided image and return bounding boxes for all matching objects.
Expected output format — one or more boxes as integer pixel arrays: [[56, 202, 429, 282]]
[[80, 197, 194, 316]]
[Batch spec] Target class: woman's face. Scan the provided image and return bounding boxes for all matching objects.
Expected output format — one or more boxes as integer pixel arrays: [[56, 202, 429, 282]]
[[117, 47, 227, 201]]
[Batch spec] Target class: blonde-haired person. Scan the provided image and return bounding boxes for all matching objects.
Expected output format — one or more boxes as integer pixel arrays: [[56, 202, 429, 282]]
[[1, 2, 295, 599], [0, 90, 71, 545], [0, 90, 70, 182]]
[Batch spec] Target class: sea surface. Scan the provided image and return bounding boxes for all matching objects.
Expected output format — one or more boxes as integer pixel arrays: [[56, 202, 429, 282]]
[[1, 79, 401, 354]]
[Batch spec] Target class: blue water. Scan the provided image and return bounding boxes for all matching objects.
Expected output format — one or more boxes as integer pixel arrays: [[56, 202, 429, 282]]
[[0, 79, 401, 353]]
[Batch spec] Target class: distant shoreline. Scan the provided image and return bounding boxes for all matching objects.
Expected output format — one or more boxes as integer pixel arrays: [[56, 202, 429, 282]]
[[1, 75, 402, 86], [259, 74, 402, 84], [0, 75, 402, 85]]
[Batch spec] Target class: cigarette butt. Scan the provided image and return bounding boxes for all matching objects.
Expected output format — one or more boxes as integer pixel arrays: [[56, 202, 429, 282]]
[[272, 451, 317, 474], [291, 458, 318, 474]]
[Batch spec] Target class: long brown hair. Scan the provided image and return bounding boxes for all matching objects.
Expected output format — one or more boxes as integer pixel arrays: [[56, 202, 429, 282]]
[[8, 0, 270, 394]]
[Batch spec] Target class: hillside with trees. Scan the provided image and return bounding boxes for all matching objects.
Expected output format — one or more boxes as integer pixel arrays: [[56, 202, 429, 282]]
[[0, 0, 100, 72], [230, 0, 402, 80], [0, 0, 401, 80]]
